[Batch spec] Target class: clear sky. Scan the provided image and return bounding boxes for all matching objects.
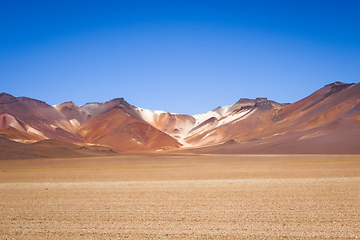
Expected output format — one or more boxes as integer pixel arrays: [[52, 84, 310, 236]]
[[1, 0, 359, 115]]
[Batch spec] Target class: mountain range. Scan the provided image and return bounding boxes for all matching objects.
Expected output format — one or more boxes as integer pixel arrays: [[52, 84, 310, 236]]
[[1, 81, 360, 159]]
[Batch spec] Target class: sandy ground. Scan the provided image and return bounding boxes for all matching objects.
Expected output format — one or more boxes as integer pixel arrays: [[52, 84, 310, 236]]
[[0, 154, 359, 239]]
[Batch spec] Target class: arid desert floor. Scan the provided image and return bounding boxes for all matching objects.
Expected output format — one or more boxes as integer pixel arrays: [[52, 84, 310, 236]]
[[0, 154, 359, 239]]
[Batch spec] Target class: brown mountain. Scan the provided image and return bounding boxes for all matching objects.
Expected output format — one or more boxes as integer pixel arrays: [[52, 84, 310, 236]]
[[0, 93, 182, 155], [78, 106, 182, 151], [0, 93, 82, 142], [182, 82, 360, 154], [1, 81, 359, 158]]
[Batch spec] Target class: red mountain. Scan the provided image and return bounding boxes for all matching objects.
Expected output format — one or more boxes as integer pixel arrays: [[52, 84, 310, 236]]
[[1, 81, 360, 158], [182, 82, 360, 154]]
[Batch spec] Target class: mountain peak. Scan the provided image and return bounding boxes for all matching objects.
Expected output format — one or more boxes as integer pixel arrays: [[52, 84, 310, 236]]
[[0, 93, 18, 105], [322, 82, 355, 96], [325, 81, 353, 88], [236, 98, 256, 104], [1, 81, 360, 154], [236, 98, 271, 104], [82, 97, 126, 107]]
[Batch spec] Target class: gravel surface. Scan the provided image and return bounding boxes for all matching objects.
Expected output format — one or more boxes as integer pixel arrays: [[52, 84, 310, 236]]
[[0, 155, 359, 239]]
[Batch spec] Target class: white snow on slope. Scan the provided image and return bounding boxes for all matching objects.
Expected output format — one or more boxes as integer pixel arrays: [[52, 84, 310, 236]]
[[192, 105, 232, 128], [217, 109, 251, 126], [168, 116, 196, 146], [52, 100, 257, 148], [135, 107, 167, 124], [135, 107, 195, 146], [136, 102, 255, 146]]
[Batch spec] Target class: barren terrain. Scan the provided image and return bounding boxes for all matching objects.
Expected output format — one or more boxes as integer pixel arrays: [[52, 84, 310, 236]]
[[0, 154, 359, 239]]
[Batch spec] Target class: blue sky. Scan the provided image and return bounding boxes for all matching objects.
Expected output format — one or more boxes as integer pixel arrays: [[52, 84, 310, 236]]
[[1, 0, 359, 115]]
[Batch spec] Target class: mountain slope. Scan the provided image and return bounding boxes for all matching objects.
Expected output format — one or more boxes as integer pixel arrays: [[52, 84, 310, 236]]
[[180, 82, 360, 154], [0, 93, 182, 152], [1, 81, 359, 156], [184, 98, 284, 147], [0, 93, 84, 142], [135, 108, 195, 145], [78, 106, 182, 151], [0, 136, 114, 160]]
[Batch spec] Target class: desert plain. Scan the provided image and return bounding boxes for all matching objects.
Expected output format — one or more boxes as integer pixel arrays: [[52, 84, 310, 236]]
[[0, 154, 359, 239]]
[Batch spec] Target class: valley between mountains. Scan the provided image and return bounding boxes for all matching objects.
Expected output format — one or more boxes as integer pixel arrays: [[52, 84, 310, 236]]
[[1, 81, 360, 159]]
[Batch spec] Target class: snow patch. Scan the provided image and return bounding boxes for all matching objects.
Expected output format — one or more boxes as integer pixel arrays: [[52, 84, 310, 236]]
[[192, 104, 232, 128], [135, 102, 253, 147], [217, 109, 251, 125], [135, 107, 166, 124], [52, 105, 60, 110]]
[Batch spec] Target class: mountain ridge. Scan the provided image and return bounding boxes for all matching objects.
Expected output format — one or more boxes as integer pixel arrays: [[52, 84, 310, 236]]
[[1, 81, 359, 158]]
